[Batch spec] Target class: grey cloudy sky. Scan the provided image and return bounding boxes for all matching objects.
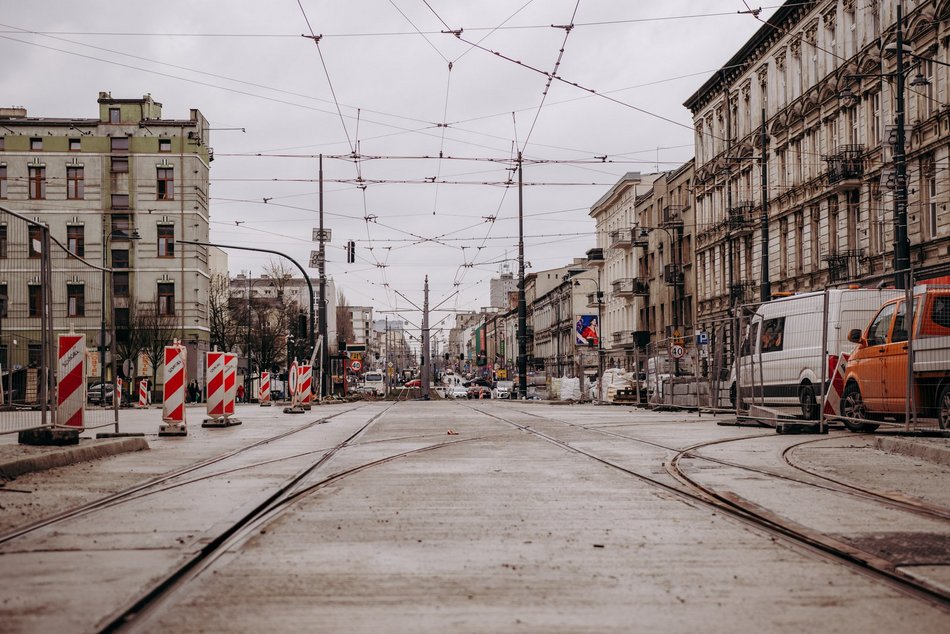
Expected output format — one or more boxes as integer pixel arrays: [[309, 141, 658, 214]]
[[1, 0, 780, 336]]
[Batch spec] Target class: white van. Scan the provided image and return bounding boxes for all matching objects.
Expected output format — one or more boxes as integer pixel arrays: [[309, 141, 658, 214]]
[[362, 371, 385, 396], [733, 288, 903, 418]]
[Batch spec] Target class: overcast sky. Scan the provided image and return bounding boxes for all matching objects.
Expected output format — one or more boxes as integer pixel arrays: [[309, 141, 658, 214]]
[[1, 0, 781, 339]]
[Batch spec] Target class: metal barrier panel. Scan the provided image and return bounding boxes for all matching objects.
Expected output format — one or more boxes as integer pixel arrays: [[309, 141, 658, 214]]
[[0, 206, 118, 434], [645, 336, 701, 409]]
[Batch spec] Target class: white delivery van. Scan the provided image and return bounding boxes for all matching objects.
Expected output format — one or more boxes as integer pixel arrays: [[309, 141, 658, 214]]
[[733, 288, 903, 419]]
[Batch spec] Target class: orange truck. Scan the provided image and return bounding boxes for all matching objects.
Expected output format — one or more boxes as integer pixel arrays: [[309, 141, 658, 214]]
[[841, 286, 950, 431]]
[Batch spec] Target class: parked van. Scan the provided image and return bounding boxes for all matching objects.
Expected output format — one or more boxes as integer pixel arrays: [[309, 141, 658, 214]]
[[733, 288, 903, 418], [842, 286, 950, 431]]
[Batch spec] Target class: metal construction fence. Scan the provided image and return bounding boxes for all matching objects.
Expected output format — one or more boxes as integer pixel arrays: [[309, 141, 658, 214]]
[[0, 206, 119, 435], [728, 269, 949, 434]]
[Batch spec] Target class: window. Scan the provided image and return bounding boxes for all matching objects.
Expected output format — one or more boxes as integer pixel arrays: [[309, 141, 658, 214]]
[[66, 166, 84, 200], [28, 344, 42, 367], [159, 138, 171, 152], [111, 214, 130, 240], [869, 92, 881, 145], [28, 166, 46, 199], [109, 108, 120, 123], [67, 225, 84, 257], [891, 301, 910, 343], [760, 317, 785, 353], [110, 136, 129, 152], [157, 224, 174, 257], [0, 283, 7, 317], [866, 303, 896, 346], [28, 225, 42, 258], [30, 137, 42, 151], [0, 165, 6, 198], [113, 272, 130, 297], [111, 193, 129, 209], [111, 248, 129, 269], [158, 282, 175, 316], [927, 169, 938, 239], [28, 284, 42, 317], [0, 137, 4, 151], [67, 284, 85, 317], [111, 157, 129, 173], [157, 167, 174, 200], [0, 225, 6, 258], [69, 138, 81, 151]]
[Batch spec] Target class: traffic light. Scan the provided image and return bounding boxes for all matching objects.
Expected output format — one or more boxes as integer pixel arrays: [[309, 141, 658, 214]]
[[297, 313, 307, 337], [443, 353, 449, 361], [346, 240, 355, 263], [375, 351, 381, 360]]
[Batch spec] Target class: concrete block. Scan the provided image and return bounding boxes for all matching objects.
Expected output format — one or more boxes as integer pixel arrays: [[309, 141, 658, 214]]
[[18, 427, 80, 446]]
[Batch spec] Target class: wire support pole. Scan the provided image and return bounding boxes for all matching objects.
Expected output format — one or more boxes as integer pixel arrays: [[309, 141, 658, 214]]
[[893, 3, 911, 289], [319, 154, 329, 396], [516, 152, 528, 400]]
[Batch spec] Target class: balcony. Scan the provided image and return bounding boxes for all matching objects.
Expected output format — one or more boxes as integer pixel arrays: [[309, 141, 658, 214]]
[[586, 292, 604, 308], [585, 247, 605, 266], [608, 228, 634, 250], [612, 278, 650, 297], [824, 145, 864, 190], [663, 264, 684, 286], [611, 331, 636, 347], [661, 205, 685, 228], [730, 281, 758, 305], [823, 249, 864, 282], [727, 202, 756, 235]]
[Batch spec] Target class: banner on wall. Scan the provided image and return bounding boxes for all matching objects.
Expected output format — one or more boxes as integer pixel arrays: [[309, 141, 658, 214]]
[[575, 315, 599, 347]]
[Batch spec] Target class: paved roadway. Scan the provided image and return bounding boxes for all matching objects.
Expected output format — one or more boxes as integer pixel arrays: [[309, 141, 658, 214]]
[[0, 401, 948, 633]]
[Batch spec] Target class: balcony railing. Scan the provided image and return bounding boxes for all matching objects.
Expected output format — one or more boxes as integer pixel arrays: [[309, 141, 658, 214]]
[[612, 278, 650, 297], [608, 228, 634, 249], [824, 144, 864, 188], [586, 291, 604, 308], [822, 249, 864, 282], [611, 331, 637, 347], [728, 202, 756, 234], [661, 205, 685, 228], [730, 281, 758, 305], [663, 264, 684, 286], [585, 247, 605, 265]]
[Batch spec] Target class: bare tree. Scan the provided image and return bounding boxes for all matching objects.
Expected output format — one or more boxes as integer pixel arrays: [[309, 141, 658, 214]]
[[209, 273, 238, 353], [138, 303, 180, 388], [115, 302, 146, 381]]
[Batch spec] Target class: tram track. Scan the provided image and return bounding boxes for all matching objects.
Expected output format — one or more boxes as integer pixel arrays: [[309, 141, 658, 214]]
[[97, 407, 480, 633], [468, 403, 950, 611], [0, 403, 370, 545]]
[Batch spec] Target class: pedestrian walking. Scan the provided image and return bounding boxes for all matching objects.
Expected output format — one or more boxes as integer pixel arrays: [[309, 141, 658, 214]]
[[237, 384, 245, 403]]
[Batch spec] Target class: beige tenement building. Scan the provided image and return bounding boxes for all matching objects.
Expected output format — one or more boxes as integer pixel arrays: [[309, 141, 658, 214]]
[[0, 92, 212, 381]]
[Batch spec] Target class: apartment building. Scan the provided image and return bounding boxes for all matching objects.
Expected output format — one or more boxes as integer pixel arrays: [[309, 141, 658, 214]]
[[0, 92, 212, 379], [685, 0, 950, 334]]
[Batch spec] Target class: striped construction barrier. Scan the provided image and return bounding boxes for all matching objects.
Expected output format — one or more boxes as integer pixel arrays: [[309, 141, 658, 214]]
[[160, 341, 187, 436], [284, 359, 304, 414], [56, 333, 86, 428], [202, 350, 241, 427], [116, 378, 123, 404], [259, 371, 271, 406], [823, 353, 850, 418], [224, 353, 237, 415], [298, 365, 313, 408], [138, 379, 149, 408]]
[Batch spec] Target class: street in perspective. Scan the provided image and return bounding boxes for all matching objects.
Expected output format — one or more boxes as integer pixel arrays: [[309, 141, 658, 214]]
[[1, 0, 949, 632]]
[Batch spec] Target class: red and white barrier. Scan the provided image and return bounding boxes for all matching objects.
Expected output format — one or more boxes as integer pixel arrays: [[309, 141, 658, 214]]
[[823, 353, 850, 418], [298, 365, 313, 408], [205, 351, 227, 418], [224, 353, 237, 415], [259, 371, 271, 405], [116, 378, 123, 403], [138, 379, 149, 408], [160, 341, 187, 436], [57, 333, 85, 428]]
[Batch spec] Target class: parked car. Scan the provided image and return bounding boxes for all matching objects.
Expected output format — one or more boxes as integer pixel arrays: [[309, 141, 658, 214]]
[[467, 385, 491, 399], [492, 380, 514, 399], [448, 385, 468, 399], [731, 288, 903, 418], [841, 286, 950, 431], [87, 382, 129, 407]]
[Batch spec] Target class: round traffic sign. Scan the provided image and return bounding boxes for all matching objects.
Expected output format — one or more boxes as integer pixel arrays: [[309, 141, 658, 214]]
[[350, 360, 362, 371], [670, 344, 686, 360]]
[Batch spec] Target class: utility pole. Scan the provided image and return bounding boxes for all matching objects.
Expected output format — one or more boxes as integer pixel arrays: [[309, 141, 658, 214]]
[[893, 3, 911, 289], [421, 276, 431, 399], [318, 154, 329, 396], [759, 108, 771, 303], [516, 152, 527, 400]]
